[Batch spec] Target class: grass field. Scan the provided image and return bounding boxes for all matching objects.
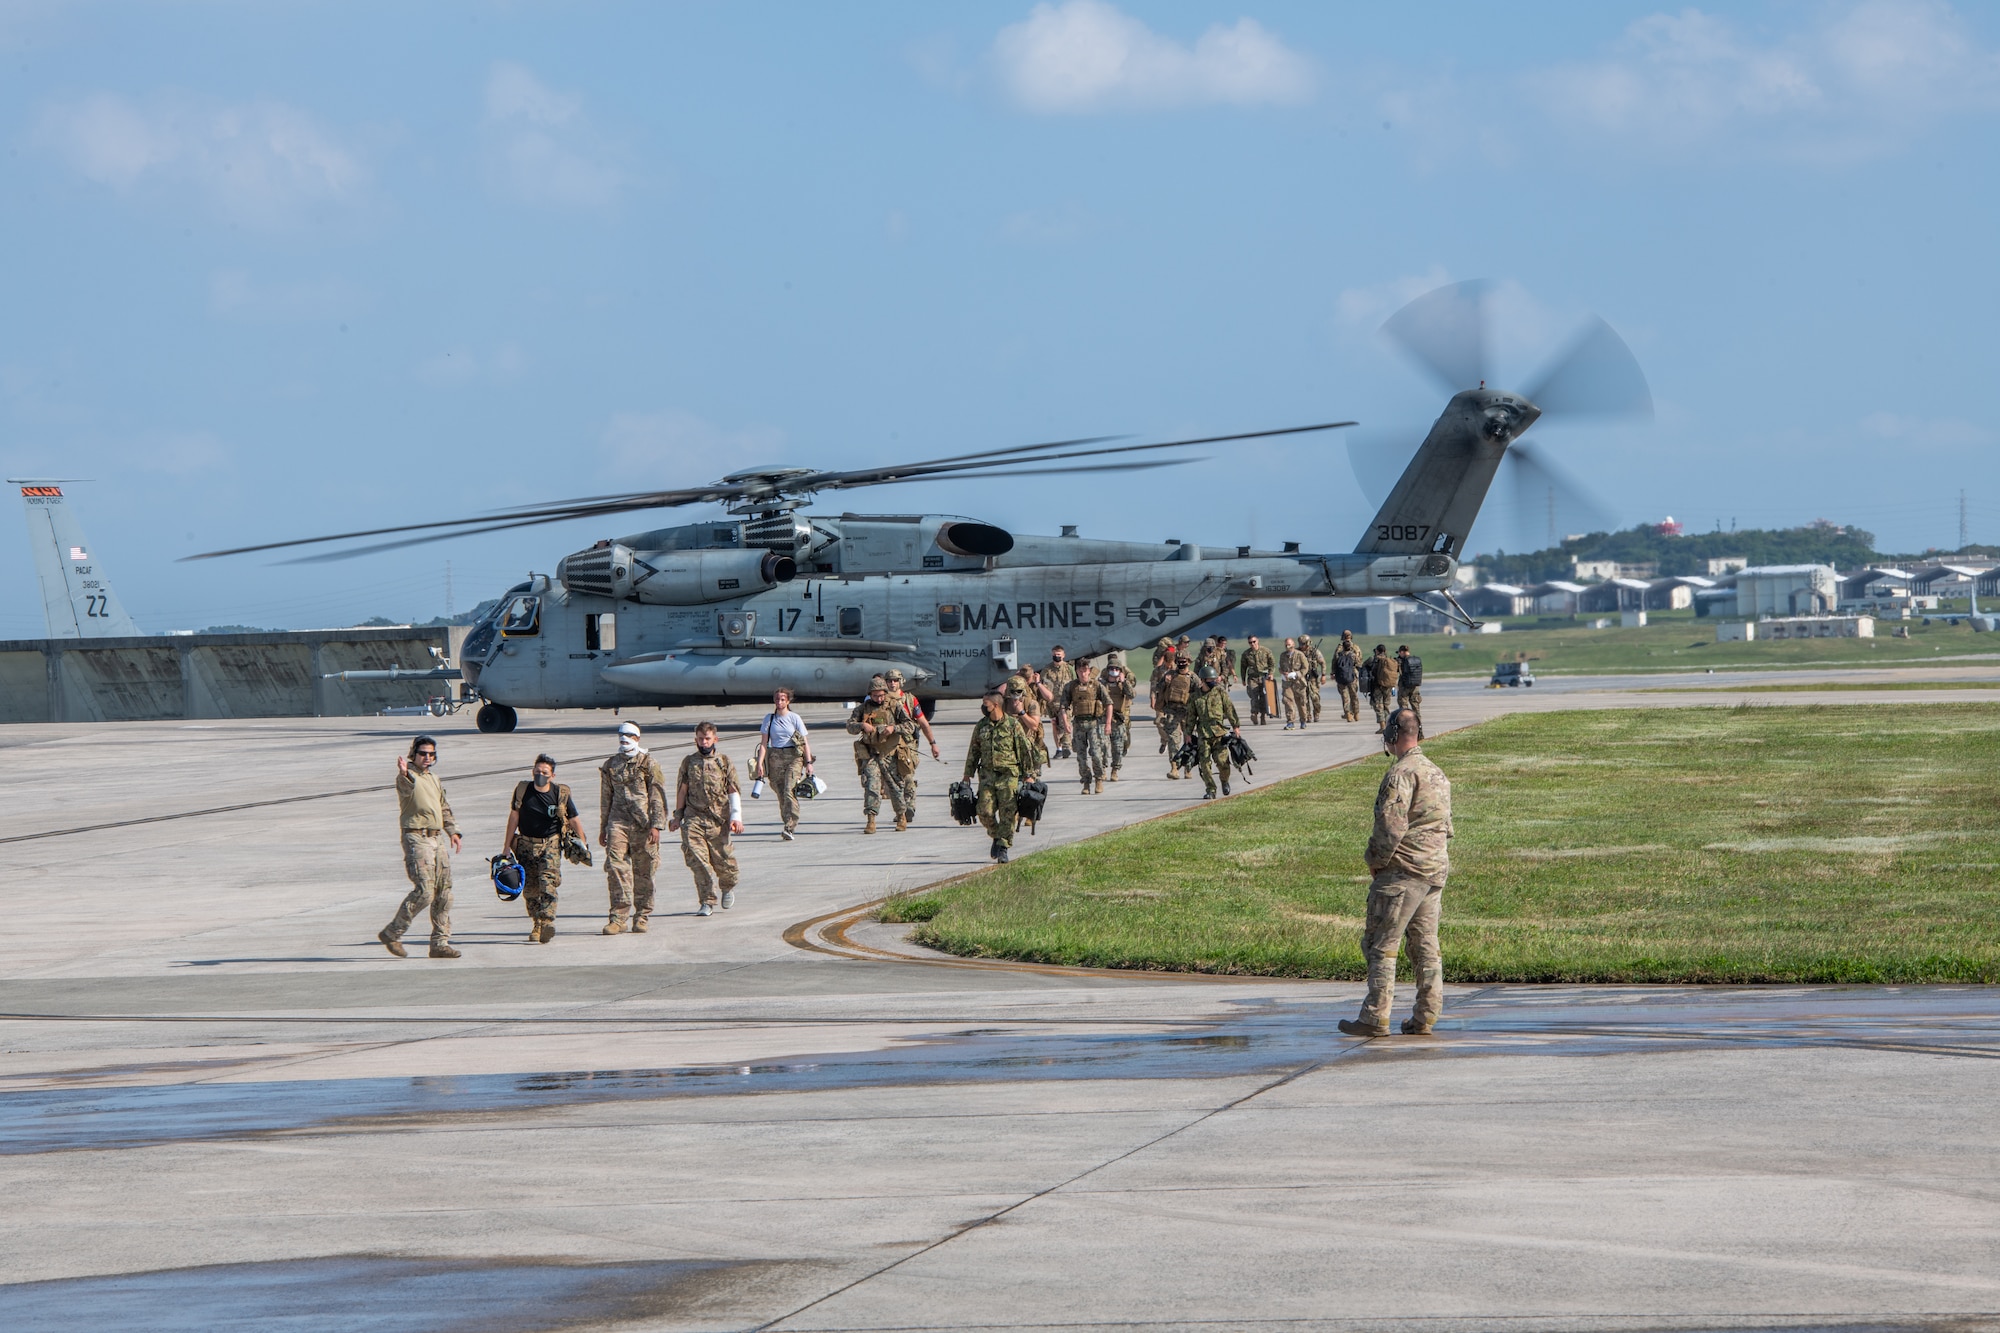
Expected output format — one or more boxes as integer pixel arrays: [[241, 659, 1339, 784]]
[[1424, 617, 2000, 677], [1656, 680, 2000, 693], [884, 704, 2000, 983]]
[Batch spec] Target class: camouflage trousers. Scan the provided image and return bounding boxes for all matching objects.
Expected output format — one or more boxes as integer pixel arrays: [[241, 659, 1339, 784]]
[[1359, 872, 1444, 1030], [1071, 719, 1109, 785], [1245, 675, 1272, 723], [1338, 682, 1360, 721], [976, 776, 1019, 848], [1398, 685, 1423, 725], [1109, 717, 1131, 772], [1024, 718, 1050, 775], [763, 746, 805, 832], [384, 829, 452, 946], [894, 742, 920, 803], [855, 748, 910, 820], [1155, 704, 1187, 757], [604, 820, 659, 925], [511, 832, 563, 926], [1370, 686, 1395, 728], [1193, 734, 1233, 794], [1307, 679, 1324, 721], [681, 814, 739, 907], [1283, 678, 1310, 725]]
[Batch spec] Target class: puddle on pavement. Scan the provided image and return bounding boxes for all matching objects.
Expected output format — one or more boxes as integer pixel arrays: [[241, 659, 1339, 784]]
[[0, 1256, 739, 1332], [6, 991, 1995, 1155]]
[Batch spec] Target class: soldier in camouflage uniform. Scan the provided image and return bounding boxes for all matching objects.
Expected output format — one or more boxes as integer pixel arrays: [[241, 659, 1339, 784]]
[[1185, 665, 1242, 798], [1042, 646, 1077, 760], [1300, 634, 1328, 722], [1368, 644, 1401, 732], [1151, 636, 1177, 670], [1061, 660, 1113, 794], [600, 721, 669, 934], [1154, 656, 1195, 777], [379, 735, 462, 958], [1394, 644, 1424, 727], [1340, 709, 1453, 1037], [1102, 659, 1137, 781], [1004, 666, 1053, 777], [501, 753, 585, 944], [1279, 637, 1312, 730], [883, 668, 941, 819], [966, 688, 1036, 863], [671, 720, 744, 916], [1334, 630, 1363, 722], [847, 675, 911, 833], [1147, 649, 1178, 754], [1237, 634, 1276, 725]]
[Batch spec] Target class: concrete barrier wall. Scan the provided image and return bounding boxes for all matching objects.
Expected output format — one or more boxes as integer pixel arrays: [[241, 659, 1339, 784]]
[[0, 628, 452, 723]]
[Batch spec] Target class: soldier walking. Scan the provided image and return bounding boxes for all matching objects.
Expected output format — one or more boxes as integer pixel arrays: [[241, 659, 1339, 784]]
[[500, 753, 584, 944], [847, 675, 911, 833], [1004, 665, 1054, 777], [1395, 644, 1424, 727], [753, 688, 815, 841], [1148, 647, 1178, 754], [1155, 656, 1195, 777], [1062, 660, 1113, 794], [1042, 646, 1077, 760], [1238, 634, 1275, 726], [966, 688, 1035, 863], [1279, 637, 1311, 730], [1302, 634, 1328, 722], [600, 721, 668, 934], [1339, 709, 1453, 1038], [1334, 630, 1363, 722], [884, 668, 942, 816], [1102, 658, 1137, 781], [670, 720, 744, 916], [1186, 665, 1242, 798], [378, 735, 462, 959], [1368, 644, 1401, 732]]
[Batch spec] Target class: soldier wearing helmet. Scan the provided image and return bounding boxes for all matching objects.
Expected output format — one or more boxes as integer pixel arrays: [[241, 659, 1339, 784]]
[[1184, 663, 1242, 798]]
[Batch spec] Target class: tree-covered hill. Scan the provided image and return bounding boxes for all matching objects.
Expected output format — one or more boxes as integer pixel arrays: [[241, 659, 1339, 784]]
[[1474, 522, 1882, 584]]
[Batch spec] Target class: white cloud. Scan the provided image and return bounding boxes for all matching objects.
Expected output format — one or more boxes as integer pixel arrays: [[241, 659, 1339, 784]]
[[33, 92, 367, 226], [209, 270, 369, 323], [483, 61, 625, 209], [1530, 2, 2000, 155], [991, 0, 1314, 113], [1333, 266, 1454, 330], [601, 411, 786, 480]]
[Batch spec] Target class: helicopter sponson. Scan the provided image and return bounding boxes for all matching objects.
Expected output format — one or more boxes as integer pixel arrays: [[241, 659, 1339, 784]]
[[556, 542, 797, 605]]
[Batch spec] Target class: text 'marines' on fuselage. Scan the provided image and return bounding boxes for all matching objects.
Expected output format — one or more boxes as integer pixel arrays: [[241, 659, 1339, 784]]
[[185, 281, 1649, 732], [12, 480, 141, 639]]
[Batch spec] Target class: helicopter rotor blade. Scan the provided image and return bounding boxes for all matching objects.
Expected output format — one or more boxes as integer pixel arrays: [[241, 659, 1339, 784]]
[[1343, 426, 1425, 509], [1380, 279, 1490, 396], [1504, 441, 1617, 548], [1523, 316, 1653, 419]]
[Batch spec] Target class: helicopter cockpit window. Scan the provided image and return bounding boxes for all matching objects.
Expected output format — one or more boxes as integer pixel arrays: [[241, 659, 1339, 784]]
[[936, 604, 962, 635], [838, 606, 863, 637], [500, 596, 541, 636]]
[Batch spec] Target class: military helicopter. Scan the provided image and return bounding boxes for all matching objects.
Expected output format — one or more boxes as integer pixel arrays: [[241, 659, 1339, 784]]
[[190, 281, 1650, 733]]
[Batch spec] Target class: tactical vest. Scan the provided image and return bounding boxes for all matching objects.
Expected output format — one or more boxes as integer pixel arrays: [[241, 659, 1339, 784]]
[[1161, 673, 1193, 706], [1067, 681, 1107, 720]]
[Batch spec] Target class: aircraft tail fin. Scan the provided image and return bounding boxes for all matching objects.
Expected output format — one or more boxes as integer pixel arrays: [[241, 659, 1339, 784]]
[[13, 481, 142, 638], [1350, 401, 1509, 559]]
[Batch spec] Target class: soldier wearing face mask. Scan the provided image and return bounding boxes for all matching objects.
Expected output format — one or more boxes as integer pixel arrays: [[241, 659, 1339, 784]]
[[670, 720, 744, 917], [599, 721, 668, 935]]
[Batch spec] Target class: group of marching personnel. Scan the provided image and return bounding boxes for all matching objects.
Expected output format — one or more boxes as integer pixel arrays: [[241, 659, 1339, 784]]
[[373, 633, 1431, 951]]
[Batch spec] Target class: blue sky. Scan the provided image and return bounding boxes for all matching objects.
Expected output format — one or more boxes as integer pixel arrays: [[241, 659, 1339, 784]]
[[3, 0, 1997, 634]]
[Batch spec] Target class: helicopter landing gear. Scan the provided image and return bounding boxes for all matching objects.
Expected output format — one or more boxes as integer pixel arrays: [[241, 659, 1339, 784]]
[[476, 703, 518, 733]]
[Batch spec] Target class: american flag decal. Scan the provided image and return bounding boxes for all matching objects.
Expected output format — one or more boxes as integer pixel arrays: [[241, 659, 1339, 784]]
[[70, 547, 87, 560]]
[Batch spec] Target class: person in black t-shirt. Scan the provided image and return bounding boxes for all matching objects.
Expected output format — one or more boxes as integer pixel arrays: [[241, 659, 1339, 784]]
[[501, 754, 585, 944]]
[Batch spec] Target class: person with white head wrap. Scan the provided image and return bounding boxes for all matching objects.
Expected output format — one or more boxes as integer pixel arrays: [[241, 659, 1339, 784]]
[[599, 721, 667, 933]]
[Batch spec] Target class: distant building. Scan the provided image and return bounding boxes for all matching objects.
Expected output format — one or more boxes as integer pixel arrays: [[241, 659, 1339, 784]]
[[1578, 577, 1654, 613], [1198, 596, 1449, 641], [1736, 564, 1838, 617], [1528, 580, 1586, 614], [1458, 582, 1532, 617], [1706, 556, 1748, 575], [1758, 615, 1875, 640]]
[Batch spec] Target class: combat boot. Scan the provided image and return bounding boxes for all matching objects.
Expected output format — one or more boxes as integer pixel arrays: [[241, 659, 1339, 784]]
[[1166, 767, 1179, 780], [1081, 782, 1091, 797], [1094, 779, 1103, 794], [379, 931, 407, 958], [865, 814, 877, 834], [630, 916, 650, 933], [526, 922, 542, 945], [894, 811, 908, 832], [540, 919, 556, 942], [1221, 781, 1231, 796], [602, 918, 627, 935], [989, 838, 1004, 860], [1401, 1018, 1434, 1035], [1337, 1018, 1391, 1037], [995, 845, 1009, 864], [428, 943, 461, 959], [1108, 770, 1119, 782]]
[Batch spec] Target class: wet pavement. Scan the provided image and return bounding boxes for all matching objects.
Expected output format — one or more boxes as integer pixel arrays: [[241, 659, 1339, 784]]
[[0, 686, 1996, 1330]]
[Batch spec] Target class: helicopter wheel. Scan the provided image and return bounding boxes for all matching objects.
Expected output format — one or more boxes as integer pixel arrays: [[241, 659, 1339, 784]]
[[916, 696, 940, 721], [476, 703, 519, 733]]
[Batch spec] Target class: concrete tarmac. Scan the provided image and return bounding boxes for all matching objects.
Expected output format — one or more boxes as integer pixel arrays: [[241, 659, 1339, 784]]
[[0, 675, 1996, 1331]]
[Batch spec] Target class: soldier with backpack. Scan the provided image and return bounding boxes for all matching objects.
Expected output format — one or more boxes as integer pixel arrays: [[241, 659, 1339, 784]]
[[500, 753, 587, 944]]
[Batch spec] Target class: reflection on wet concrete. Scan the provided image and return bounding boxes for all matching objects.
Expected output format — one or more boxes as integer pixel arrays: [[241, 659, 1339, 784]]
[[5, 987, 1995, 1155], [0, 1255, 737, 1332]]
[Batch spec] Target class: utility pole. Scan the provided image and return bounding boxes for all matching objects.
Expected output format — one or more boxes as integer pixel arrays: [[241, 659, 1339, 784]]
[[445, 560, 454, 619], [1960, 490, 1969, 551]]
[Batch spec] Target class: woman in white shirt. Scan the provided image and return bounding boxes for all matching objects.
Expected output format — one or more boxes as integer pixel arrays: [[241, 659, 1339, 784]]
[[754, 688, 816, 840]]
